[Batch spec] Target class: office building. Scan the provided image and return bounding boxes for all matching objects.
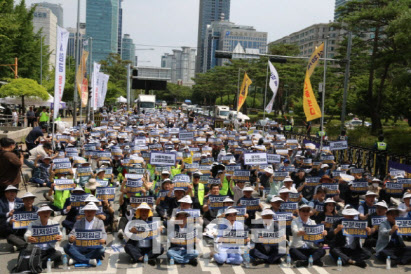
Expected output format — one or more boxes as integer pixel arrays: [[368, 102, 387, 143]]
[[32, 6, 57, 69], [202, 17, 267, 72], [86, 0, 119, 65], [67, 25, 86, 60], [161, 47, 196, 87], [118, 0, 123, 54], [269, 23, 344, 59], [33, 2, 63, 27], [121, 34, 136, 64], [334, 0, 350, 20], [196, 0, 231, 73]]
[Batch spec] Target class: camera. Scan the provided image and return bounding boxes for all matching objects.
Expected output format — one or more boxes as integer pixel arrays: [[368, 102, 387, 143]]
[[13, 144, 30, 159]]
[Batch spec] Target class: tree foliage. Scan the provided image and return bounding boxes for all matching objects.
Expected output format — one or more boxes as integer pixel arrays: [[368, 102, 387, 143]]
[[99, 53, 130, 103]]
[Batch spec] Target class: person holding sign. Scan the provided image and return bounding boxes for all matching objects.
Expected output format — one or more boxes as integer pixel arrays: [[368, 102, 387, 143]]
[[62, 186, 89, 233], [358, 191, 378, 220], [213, 207, 248, 265], [8, 192, 38, 251], [203, 184, 224, 226], [85, 178, 102, 195], [0, 185, 22, 239], [328, 206, 371, 268], [376, 207, 411, 267], [238, 186, 262, 226], [154, 179, 173, 221], [46, 170, 76, 214], [24, 205, 62, 268], [191, 170, 206, 210], [398, 192, 411, 218], [289, 204, 327, 267], [315, 198, 338, 232], [124, 203, 164, 265], [64, 202, 107, 267], [167, 211, 199, 266], [250, 209, 285, 265], [363, 200, 388, 250]]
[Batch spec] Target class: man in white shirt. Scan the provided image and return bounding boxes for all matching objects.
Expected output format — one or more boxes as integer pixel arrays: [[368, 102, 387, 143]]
[[25, 205, 62, 268], [64, 202, 107, 266], [290, 204, 327, 267]]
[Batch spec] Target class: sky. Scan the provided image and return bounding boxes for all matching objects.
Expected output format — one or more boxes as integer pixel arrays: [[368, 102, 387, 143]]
[[23, 0, 335, 66]]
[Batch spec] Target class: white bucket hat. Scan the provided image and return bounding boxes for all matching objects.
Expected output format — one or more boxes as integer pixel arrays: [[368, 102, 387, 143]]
[[22, 192, 36, 199], [83, 202, 99, 211], [178, 195, 193, 204], [270, 196, 284, 203], [261, 208, 275, 216]]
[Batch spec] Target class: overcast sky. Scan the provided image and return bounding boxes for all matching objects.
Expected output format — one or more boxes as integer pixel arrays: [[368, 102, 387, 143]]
[[24, 0, 335, 66]]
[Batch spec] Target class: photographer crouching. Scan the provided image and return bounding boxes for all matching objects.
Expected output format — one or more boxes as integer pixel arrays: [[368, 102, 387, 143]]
[[0, 138, 24, 197]]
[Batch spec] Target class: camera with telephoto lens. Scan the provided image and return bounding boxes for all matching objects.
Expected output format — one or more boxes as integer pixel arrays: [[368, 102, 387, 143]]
[[13, 144, 30, 159]]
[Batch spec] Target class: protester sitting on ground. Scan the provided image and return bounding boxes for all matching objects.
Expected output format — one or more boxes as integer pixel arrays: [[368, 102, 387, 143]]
[[31, 155, 52, 187], [25, 204, 62, 268], [0, 185, 22, 239]]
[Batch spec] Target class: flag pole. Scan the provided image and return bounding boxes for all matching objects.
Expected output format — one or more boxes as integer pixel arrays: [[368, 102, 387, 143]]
[[263, 61, 269, 120], [320, 37, 328, 152], [236, 68, 241, 112]]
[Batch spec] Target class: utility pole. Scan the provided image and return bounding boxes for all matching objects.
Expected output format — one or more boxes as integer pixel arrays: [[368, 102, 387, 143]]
[[340, 32, 352, 132], [73, 0, 81, 126], [0, 58, 18, 79]]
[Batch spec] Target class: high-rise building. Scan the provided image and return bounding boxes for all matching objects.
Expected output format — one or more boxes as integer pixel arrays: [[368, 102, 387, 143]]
[[86, 0, 118, 65], [118, 0, 123, 55], [202, 17, 267, 72], [33, 2, 63, 27], [161, 47, 196, 87], [32, 6, 57, 69], [67, 25, 86, 60], [196, 0, 231, 73], [334, 0, 350, 20], [269, 23, 343, 59], [121, 34, 136, 65]]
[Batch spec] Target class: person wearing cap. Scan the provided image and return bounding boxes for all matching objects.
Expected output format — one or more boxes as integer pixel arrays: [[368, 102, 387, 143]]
[[203, 184, 223, 226], [95, 168, 111, 187], [64, 202, 107, 266], [230, 179, 246, 204], [153, 169, 171, 193], [269, 196, 284, 213], [165, 183, 190, 219], [314, 198, 338, 231], [154, 179, 173, 221], [358, 191, 378, 220], [167, 210, 199, 266], [0, 185, 22, 239], [191, 170, 206, 210], [318, 164, 331, 178], [171, 195, 193, 216], [250, 209, 284, 265], [124, 203, 164, 265], [8, 192, 38, 251], [376, 207, 411, 267], [31, 154, 52, 187], [213, 207, 248, 265], [85, 178, 101, 195], [62, 186, 88, 233], [363, 200, 388, 251], [259, 167, 273, 195], [237, 186, 262, 226], [327, 206, 371, 268], [399, 192, 411, 218], [289, 204, 327, 267], [25, 205, 63, 268], [47, 169, 76, 213]]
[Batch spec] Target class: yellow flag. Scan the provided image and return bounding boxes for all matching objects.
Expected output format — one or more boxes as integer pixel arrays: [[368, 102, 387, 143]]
[[76, 50, 89, 107], [303, 43, 323, 121], [237, 73, 252, 112]]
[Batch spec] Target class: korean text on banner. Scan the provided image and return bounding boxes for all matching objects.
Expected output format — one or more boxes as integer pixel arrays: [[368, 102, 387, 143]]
[[265, 61, 279, 114], [91, 62, 101, 111], [76, 50, 89, 107], [303, 43, 323, 121], [237, 73, 252, 112], [53, 26, 70, 120]]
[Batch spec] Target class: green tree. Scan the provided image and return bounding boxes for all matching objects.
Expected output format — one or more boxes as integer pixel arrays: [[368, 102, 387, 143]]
[[0, 78, 49, 110], [99, 53, 130, 103]]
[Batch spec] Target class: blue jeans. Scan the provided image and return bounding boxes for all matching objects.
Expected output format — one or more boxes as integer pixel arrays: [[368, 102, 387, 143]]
[[214, 247, 243, 265], [64, 243, 105, 264], [24, 159, 35, 170], [31, 177, 52, 187], [167, 247, 198, 264]]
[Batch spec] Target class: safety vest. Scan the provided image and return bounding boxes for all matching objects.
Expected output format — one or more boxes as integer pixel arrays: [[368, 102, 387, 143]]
[[39, 112, 49, 122], [318, 131, 326, 137], [284, 125, 292, 131], [377, 142, 387, 151], [146, 164, 155, 177], [220, 177, 230, 196], [171, 165, 181, 178], [53, 190, 71, 209], [193, 183, 205, 206]]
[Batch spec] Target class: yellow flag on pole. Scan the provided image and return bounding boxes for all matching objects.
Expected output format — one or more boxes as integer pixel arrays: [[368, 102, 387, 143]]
[[303, 43, 323, 121], [237, 72, 252, 112], [76, 50, 89, 107]]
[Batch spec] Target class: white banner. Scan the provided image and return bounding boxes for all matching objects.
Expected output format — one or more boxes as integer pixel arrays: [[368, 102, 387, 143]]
[[243, 153, 268, 165], [91, 62, 101, 111], [53, 26, 69, 120], [97, 73, 109, 108], [265, 61, 279, 114], [329, 141, 348, 151]]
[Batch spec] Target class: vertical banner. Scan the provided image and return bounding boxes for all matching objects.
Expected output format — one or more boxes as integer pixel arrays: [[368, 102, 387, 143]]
[[265, 61, 279, 114], [53, 26, 70, 120], [97, 73, 110, 108], [91, 62, 101, 111], [237, 73, 252, 112], [303, 43, 323, 121], [76, 50, 89, 107]]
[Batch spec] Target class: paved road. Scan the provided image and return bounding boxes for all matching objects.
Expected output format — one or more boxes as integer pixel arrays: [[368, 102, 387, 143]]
[[1, 168, 409, 273]]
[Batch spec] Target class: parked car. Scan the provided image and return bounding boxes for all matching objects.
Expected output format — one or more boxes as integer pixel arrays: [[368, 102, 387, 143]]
[[345, 119, 371, 129]]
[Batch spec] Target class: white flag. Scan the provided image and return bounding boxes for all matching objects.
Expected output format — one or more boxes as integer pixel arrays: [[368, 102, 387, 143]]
[[265, 61, 280, 114], [91, 62, 101, 111], [53, 26, 69, 120], [98, 73, 109, 108]]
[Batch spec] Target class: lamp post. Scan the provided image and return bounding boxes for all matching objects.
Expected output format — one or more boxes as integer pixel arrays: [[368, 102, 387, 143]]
[[73, 0, 81, 126]]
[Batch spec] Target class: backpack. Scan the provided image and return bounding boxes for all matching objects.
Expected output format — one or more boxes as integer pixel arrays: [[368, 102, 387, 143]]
[[11, 244, 43, 274]]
